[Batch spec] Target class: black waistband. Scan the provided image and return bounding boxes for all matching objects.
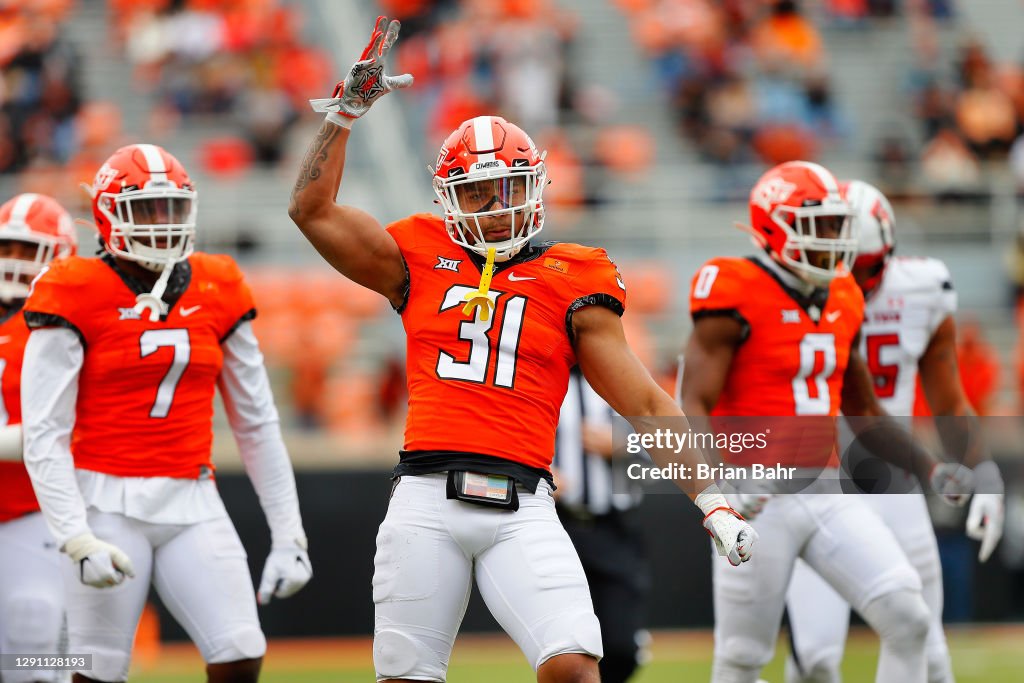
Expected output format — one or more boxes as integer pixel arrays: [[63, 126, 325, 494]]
[[394, 450, 554, 494]]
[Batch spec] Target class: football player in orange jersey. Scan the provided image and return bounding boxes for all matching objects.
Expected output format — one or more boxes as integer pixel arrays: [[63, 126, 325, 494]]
[[0, 193, 76, 683], [21, 144, 311, 683], [783, 180, 1005, 683], [680, 161, 969, 683], [290, 16, 755, 683]]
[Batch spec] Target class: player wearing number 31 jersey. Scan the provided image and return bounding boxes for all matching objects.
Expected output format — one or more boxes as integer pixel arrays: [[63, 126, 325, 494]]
[[290, 15, 754, 683], [22, 143, 310, 683]]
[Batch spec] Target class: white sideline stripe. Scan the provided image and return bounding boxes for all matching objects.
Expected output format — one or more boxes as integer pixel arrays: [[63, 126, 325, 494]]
[[472, 116, 496, 164], [136, 143, 168, 182]]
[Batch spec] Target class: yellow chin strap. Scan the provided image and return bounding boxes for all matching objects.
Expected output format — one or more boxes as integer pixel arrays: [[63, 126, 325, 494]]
[[462, 247, 497, 321]]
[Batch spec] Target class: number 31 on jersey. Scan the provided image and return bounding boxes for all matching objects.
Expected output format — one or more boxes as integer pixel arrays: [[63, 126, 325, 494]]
[[435, 285, 526, 389]]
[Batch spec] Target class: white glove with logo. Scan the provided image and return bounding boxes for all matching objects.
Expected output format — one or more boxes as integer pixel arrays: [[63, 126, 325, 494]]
[[929, 462, 975, 507], [63, 532, 136, 588], [704, 509, 757, 566], [695, 485, 757, 566], [257, 539, 312, 605], [965, 461, 1004, 562], [309, 15, 414, 124]]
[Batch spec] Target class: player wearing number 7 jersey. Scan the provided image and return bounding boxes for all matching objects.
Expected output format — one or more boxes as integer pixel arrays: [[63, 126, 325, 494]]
[[681, 161, 956, 683], [22, 144, 311, 683], [290, 15, 755, 683]]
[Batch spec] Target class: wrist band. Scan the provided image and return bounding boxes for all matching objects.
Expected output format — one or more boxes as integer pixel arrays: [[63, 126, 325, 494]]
[[695, 483, 729, 517], [326, 112, 355, 129]]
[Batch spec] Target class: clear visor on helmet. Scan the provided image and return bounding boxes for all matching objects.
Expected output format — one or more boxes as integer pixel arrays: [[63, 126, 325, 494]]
[[0, 236, 54, 301], [774, 203, 857, 285], [116, 195, 194, 227], [452, 176, 528, 214], [436, 168, 546, 262]]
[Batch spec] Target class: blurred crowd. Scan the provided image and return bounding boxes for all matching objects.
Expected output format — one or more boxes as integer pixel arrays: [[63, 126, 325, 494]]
[[1, 0, 332, 184], [385, 0, 658, 212], [0, 0, 81, 175], [897, 18, 1024, 199], [619, 0, 850, 169], [112, 0, 331, 169]]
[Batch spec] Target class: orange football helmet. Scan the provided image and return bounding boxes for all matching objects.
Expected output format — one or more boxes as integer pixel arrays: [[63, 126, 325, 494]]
[[844, 179, 896, 298], [747, 160, 856, 286], [88, 143, 196, 271], [432, 116, 547, 262], [0, 193, 77, 301]]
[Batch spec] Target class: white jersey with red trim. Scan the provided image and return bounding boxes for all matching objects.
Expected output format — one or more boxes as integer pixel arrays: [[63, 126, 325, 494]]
[[859, 256, 957, 416]]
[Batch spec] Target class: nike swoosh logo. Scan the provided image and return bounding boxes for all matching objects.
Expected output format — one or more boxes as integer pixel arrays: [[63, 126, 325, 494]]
[[507, 273, 535, 282], [180, 305, 202, 317], [825, 310, 841, 323]]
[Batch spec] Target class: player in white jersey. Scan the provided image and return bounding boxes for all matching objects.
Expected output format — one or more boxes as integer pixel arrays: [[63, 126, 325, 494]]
[[783, 180, 1006, 683]]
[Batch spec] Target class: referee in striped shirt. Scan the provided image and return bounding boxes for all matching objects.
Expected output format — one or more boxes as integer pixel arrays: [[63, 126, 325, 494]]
[[554, 366, 650, 683]]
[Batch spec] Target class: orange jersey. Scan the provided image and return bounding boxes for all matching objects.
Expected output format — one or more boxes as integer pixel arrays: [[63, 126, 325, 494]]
[[24, 253, 255, 478], [387, 214, 626, 471], [689, 257, 864, 467], [0, 310, 38, 522]]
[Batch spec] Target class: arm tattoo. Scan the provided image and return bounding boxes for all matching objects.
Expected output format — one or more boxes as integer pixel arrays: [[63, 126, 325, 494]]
[[289, 123, 341, 217]]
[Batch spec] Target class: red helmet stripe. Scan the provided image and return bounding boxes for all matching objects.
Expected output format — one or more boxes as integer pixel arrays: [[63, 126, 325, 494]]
[[136, 143, 168, 183]]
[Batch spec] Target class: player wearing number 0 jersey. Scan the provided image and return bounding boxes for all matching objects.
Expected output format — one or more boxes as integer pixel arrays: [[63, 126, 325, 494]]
[[681, 161, 942, 683], [0, 193, 76, 683], [22, 144, 311, 683], [785, 180, 1005, 683], [290, 16, 754, 683]]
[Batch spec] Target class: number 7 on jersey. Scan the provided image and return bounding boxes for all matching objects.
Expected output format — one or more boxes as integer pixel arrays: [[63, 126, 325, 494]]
[[140, 329, 191, 418]]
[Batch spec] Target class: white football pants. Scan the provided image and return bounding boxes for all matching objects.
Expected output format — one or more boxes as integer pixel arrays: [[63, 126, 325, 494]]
[[785, 493, 952, 683], [62, 511, 266, 682], [712, 479, 927, 683], [372, 473, 602, 681]]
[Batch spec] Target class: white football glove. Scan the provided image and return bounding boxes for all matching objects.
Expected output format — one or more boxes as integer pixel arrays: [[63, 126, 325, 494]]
[[966, 493, 1004, 562], [257, 540, 312, 605], [63, 532, 136, 588], [965, 461, 1005, 562], [929, 462, 975, 507], [309, 15, 414, 121], [704, 509, 757, 566]]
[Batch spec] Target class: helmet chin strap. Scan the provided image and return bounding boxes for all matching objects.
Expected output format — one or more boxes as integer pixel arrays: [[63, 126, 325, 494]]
[[133, 262, 175, 322]]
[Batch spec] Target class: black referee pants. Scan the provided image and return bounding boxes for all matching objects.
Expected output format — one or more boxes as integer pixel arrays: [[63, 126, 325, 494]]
[[557, 506, 651, 683]]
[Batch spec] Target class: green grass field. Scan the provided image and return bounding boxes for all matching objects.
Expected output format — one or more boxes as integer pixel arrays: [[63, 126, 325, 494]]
[[124, 625, 1022, 682]]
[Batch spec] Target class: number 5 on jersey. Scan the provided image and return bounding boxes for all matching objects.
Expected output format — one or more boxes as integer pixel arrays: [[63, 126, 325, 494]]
[[436, 285, 526, 389], [140, 329, 191, 418]]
